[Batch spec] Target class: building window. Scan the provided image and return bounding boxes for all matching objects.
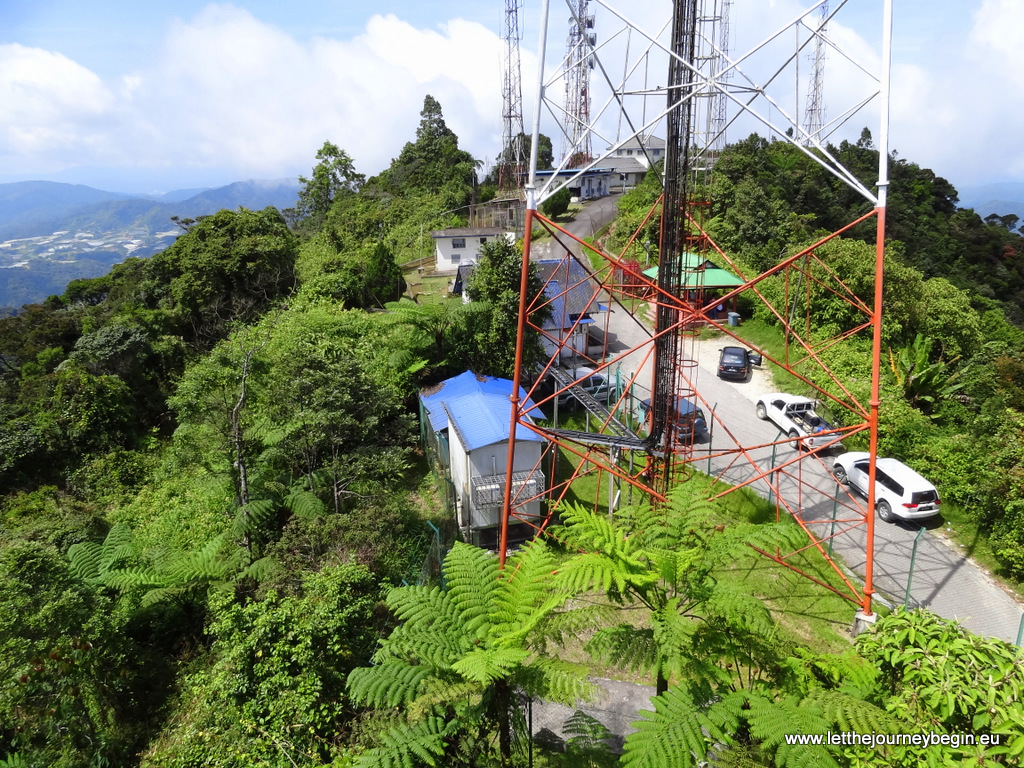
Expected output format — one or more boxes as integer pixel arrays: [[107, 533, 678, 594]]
[[480, 237, 487, 244], [452, 238, 466, 249], [451, 253, 461, 264], [626, 149, 633, 155]]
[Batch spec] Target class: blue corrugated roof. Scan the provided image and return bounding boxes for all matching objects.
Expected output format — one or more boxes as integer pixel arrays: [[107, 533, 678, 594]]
[[420, 371, 545, 451], [537, 258, 604, 330]]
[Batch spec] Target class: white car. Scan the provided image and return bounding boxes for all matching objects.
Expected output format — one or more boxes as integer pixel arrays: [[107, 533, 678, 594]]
[[832, 452, 941, 523]]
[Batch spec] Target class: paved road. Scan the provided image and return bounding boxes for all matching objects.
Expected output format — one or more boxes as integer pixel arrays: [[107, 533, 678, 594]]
[[558, 198, 1024, 644]]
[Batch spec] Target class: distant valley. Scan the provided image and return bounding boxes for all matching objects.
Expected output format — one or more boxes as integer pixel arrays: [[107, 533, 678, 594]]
[[957, 181, 1024, 224], [0, 179, 300, 311]]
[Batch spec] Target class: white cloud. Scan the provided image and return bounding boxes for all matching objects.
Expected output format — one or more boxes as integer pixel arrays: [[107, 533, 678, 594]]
[[0, 43, 115, 168], [961, 0, 1024, 181], [0, 4, 509, 189], [1, 1, 1020, 192]]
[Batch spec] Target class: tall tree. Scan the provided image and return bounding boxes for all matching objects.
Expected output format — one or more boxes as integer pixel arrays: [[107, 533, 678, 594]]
[[464, 237, 550, 378], [296, 141, 365, 230]]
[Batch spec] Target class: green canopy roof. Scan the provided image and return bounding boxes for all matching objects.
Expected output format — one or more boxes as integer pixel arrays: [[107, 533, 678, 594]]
[[641, 263, 745, 288]]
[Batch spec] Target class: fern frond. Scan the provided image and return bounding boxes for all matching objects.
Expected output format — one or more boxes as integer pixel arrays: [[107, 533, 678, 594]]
[[699, 582, 776, 638], [586, 624, 658, 674], [163, 532, 233, 582], [232, 499, 278, 538], [348, 661, 433, 707], [384, 626, 473, 668], [441, 542, 499, 638], [564, 710, 615, 755], [386, 585, 465, 640], [557, 504, 646, 563], [285, 488, 326, 519], [68, 523, 139, 584], [103, 566, 168, 592], [555, 551, 658, 600], [99, 522, 136, 565], [238, 555, 281, 584], [806, 688, 901, 735], [496, 539, 561, 623], [352, 715, 452, 768], [746, 693, 839, 768], [622, 685, 743, 768], [523, 656, 597, 705], [67, 541, 104, 583], [450, 646, 530, 684]]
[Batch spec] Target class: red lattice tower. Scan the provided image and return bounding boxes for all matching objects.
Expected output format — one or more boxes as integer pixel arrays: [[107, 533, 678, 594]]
[[500, 0, 893, 626]]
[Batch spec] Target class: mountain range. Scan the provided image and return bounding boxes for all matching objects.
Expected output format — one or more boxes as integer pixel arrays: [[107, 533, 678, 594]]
[[957, 181, 1024, 224], [0, 179, 300, 312]]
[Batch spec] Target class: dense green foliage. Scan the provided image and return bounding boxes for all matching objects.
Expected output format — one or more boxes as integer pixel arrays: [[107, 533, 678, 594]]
[[3, 96, 1024, 768]]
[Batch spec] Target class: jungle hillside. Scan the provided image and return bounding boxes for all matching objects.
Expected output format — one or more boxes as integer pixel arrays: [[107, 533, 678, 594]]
[[2, 96, 1024, 768]]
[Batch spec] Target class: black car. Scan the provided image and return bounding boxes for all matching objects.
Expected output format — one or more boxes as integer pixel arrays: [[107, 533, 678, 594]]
[[717, 346, 761, 380]]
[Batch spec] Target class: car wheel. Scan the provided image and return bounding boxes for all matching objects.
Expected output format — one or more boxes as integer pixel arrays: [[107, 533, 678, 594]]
[[877, 500, 894, 523], [756, 403, 767, 420], [788, 429, 804, 449], [833, 466, 848, 484]]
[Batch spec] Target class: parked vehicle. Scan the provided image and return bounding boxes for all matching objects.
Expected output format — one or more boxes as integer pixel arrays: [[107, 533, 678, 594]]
[[639, 396, 708, 441], [550, 365, 612, 409], [717, 345, 762, 380], [832, 452, 941, 523], [755, 393, 842, 450]]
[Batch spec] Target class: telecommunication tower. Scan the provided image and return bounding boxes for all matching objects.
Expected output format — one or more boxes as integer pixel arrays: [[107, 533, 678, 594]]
[[803, 1, 828, 143], [498, 0, 526, 192], [501, 0, 893, 628], [561, 0, 594, 164]]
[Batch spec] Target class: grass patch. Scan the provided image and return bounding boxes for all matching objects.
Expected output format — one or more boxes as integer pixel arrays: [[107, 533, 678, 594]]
[[937, 502, 1024, 598], [402, 271, 452, 305]]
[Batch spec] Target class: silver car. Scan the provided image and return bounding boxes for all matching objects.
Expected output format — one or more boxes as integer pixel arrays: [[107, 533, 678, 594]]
[[832, 452, 941, 523]]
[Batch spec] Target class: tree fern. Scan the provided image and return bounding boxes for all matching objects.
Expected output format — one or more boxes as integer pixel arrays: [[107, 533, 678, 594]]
[[352, 715, 453, 768], [347, 539, 591, 766], [622, 685, 745, 768]]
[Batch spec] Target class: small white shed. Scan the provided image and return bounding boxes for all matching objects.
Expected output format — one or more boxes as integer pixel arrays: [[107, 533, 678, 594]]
[[420, 371, 547, 548]]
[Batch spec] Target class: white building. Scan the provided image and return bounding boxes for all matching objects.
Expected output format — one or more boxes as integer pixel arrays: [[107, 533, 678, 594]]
[[604, 135, 666, 190], [534, 167, 613, 202], [431, 227, 513, 273], [419, 371, 547, 548]]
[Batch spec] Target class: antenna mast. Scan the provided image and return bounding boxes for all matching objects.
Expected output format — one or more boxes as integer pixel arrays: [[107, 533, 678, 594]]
[[499, 0, 526, 191], [804, 1, 827, 143], [562, 0, 594, 164]]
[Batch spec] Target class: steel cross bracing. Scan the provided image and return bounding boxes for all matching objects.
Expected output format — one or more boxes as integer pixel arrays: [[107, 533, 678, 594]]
[[500, 0, 893, 622]]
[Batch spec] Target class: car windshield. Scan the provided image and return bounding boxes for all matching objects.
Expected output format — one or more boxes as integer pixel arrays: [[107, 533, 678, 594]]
[[722, 349, 745, 364]]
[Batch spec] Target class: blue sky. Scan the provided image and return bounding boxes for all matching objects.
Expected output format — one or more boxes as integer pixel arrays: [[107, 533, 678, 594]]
[[1, 1, 1020, 196]]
